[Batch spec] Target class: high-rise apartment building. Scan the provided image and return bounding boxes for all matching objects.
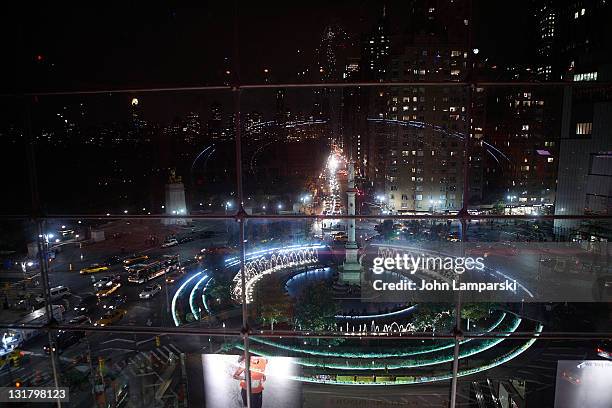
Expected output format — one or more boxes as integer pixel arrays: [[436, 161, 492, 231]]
[[360, 7, 390, 82], [551, 0, 612, 237], [364, 1, 470, 213], [482, 86, 560, 206]]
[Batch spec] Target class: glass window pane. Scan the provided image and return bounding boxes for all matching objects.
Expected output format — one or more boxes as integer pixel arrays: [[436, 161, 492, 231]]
[[0, 98, 31, 215], [30, 91, 236, 216], [26, 218, 242, 331], [461, 217, 612, 333]]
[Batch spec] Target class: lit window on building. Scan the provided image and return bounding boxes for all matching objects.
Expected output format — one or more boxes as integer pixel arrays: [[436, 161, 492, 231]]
[[576, 122, 592, 135], [573, 72, 598, 81]]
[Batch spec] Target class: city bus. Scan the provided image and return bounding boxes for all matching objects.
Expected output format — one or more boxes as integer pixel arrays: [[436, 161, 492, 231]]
[[0, 305, 64, 350], [128, 260, 163, 284], [127, 256, 180, 284]]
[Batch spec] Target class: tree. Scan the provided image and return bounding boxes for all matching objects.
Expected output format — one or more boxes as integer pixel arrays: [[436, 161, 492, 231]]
[[208, 278, 233, 306], [293, 281, 337, 333], [461, 303, 495, 321], [254, 276, 292, 331], [411, 303, 454, 332]]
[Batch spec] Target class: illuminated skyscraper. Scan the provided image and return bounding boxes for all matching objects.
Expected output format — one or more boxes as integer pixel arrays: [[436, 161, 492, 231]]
[[361, 7, 390, 81]]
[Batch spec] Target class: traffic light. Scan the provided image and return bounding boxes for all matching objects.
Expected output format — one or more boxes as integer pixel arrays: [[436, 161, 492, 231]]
[[98, 356, 104, 372], [155, 336, 161, 347]]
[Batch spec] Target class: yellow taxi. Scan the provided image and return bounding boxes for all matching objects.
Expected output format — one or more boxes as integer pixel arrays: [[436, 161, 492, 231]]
[[94, 308, 127, 326], [333, 232, 348, 242], [80, 264, 109, 274], [96, 282, 121, 298], [123, 255, 149, 267], [0, 348, 23, 368]]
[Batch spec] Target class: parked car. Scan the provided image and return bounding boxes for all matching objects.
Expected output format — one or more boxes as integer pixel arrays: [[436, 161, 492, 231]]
[[139, 284, 162, 299], [73, 294, 98, 314], [94, 309, 127, 326], [80, 264, 109, 274]]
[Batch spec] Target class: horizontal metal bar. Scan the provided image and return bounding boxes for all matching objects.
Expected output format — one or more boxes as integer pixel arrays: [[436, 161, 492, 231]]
[[2, 213, 612, 221], [3, 85, 232, 98], [0, 323, 609, 340], [240, 81, 612, 89], [2, 81, 612, 98]]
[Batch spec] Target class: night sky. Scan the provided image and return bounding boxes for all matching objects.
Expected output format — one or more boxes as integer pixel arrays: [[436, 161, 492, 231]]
[[2, 1, 532, 93]]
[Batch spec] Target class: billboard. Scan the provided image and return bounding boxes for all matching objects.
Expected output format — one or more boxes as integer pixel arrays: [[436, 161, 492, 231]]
[[554, 360, 612, 408], [202, 354, 302, 408]]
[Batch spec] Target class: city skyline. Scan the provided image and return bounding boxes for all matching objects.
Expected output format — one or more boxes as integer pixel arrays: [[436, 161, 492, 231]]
[[1, 2, 611, 408]]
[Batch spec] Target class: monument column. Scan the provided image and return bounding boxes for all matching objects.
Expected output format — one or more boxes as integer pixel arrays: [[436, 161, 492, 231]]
[[163, 169, 190, 225], [341, 161, 361, 283]]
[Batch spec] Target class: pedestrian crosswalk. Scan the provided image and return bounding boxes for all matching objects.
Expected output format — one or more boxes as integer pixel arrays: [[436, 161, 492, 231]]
[[112, 342, 182, 378]]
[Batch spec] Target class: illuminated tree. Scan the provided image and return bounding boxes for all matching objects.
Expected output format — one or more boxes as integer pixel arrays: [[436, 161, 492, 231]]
[[411, 303, 454, 332], [293, 281, 337, 333], [208, 278, 232, 306], [461, 303, 494, 321], [254, 276, 292, 331]]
